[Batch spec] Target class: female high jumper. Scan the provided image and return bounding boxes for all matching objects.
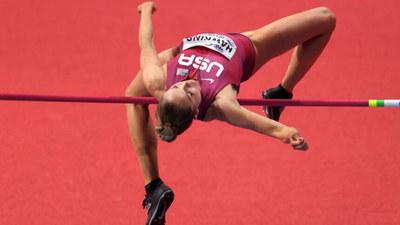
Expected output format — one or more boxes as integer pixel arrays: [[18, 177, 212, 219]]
[[126, 2, 335, 224]]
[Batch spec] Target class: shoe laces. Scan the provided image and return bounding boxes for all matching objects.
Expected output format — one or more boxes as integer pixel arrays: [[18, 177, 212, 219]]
[[142, 196, 152, 213], [142, 196, 150, 209]]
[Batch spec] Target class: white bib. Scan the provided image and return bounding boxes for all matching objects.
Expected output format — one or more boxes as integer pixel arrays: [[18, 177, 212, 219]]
[[182, 33, 237, 60]]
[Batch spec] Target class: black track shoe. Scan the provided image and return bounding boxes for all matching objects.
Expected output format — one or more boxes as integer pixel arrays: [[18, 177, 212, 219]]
[[262, 85, 293, 122], [142, 183, 174, 225]]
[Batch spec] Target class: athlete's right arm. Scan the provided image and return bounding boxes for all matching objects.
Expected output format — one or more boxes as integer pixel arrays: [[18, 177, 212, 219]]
[[138, 1, 165, 100], [209, 86, 308, 151]]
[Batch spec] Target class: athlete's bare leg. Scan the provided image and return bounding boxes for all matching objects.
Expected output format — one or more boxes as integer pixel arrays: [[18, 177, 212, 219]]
[[125, 47, 178, 185], [125, 70, 159, 185], [242, 7, 336, 92]]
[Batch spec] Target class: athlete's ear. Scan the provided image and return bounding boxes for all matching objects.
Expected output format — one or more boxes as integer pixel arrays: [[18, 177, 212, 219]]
[[194, 109, 199, 119]]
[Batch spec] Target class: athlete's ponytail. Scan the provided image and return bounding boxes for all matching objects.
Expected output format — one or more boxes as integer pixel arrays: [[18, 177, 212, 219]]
[[155, 96, 196, 142]]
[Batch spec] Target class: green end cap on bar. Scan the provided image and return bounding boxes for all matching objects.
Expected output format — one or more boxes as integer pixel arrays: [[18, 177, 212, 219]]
[[369, 100, 385, 107]]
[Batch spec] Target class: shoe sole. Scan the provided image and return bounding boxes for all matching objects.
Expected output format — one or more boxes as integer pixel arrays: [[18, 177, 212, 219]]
[[149, 190, 174, 225]]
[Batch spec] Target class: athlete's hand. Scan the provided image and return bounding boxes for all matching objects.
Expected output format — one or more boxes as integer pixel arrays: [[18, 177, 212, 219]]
[[137, 1, 157, 14], [280, 127, 308, 151]]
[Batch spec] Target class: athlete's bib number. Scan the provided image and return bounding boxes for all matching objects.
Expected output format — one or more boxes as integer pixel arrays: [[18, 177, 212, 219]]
[[182, 33, 237, 60]]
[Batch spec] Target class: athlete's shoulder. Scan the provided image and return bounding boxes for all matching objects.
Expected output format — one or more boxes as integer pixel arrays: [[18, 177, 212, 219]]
[[202, 84, 238, 121]]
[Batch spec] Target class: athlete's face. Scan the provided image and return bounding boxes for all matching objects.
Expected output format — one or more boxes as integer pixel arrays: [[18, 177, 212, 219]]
[[163, 79, 202, 116]]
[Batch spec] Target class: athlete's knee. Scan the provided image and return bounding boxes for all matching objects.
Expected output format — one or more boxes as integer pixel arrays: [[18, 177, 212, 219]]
[[125, 85, 136, 97], [125, 73, 148, 98], [315, 7, 336, 32], [125, 83, 146, 107]]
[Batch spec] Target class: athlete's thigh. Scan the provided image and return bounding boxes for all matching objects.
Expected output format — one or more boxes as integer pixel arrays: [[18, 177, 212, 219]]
[[242, 7, 335, 74]]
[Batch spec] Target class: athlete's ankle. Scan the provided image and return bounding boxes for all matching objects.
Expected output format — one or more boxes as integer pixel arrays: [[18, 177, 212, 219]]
[[280, 83, 293, 94], [277, 84, 293, 99], [145, 177, 163, 195]]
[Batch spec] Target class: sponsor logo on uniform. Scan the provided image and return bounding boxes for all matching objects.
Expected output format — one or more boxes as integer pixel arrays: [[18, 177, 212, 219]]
[[200, 78, 215, 84]]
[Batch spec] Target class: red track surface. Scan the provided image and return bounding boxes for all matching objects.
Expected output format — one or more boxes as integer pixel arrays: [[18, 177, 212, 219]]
[[1, 0, 400, 224]]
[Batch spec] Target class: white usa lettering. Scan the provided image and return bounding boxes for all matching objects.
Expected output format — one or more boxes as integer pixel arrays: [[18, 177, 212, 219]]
[[177, 54, 224, 77]]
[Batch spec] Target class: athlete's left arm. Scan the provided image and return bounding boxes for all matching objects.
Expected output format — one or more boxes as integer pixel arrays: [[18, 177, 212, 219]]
[[212, 86, 308, 150]]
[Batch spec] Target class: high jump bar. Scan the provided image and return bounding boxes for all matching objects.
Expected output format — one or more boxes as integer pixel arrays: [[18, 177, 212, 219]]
[[0, 93, 399, 107]]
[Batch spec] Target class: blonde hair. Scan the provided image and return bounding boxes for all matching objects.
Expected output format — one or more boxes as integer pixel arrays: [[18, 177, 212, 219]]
[[155, 96, 196, 142]]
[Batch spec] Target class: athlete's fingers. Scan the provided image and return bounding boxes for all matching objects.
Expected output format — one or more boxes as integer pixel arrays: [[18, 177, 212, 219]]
[[295, 141, 308, 151], [137, 2, 157, 14], [291, 137, 308, 151]]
